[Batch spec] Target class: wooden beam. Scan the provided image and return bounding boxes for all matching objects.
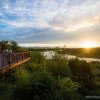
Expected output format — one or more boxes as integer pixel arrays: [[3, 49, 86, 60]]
[[0, 57, 31, 74]]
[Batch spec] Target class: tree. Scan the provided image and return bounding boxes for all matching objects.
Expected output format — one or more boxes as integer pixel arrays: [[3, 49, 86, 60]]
[[59, 77, 80, 100], [47, 53, 72, 77], [69, 58, 95, 89], [2, 40, 10, 51], [10, 41, 19, 52], [14, 70, 57, 100], [31, 51, 46, 64]]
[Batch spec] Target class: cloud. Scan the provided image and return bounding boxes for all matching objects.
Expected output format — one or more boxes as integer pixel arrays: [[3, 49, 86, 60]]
[[47, 0, 100, 32], [0, 0, 100, 47]]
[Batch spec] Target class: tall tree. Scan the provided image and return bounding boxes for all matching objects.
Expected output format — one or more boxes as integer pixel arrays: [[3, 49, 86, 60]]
[[10, 41, 19, 52], [2, 40, 10, 51]]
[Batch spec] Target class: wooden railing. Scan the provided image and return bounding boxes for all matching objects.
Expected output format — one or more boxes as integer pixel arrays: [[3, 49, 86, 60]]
[[0, 52, 30, 69]]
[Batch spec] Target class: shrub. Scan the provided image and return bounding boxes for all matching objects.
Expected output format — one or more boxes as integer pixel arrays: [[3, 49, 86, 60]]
[[69, 58, 95, 89], [14, 70, 57, 100], [59, 77, 81, 100], [31, 51, 46, 65], [47, 53, 72, 77]]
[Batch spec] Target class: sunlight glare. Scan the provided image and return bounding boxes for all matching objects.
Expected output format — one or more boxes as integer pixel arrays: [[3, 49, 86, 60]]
[[82, 41, 94, 48]]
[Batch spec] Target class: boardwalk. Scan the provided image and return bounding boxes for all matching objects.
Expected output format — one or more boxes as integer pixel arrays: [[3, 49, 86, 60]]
[[0, 52, 31, 74]]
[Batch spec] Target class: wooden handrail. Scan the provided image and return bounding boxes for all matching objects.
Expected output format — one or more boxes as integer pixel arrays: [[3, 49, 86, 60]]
[[0, 52, 30, 69]]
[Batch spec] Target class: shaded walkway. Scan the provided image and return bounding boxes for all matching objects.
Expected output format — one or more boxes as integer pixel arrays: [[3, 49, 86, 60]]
[[0, 52, 31, 74]]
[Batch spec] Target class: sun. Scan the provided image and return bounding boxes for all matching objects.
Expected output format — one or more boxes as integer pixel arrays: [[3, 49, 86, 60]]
[[82, 41, 94, 48]]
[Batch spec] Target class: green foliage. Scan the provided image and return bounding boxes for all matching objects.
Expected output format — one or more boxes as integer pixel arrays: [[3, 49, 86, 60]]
[[47, 53, 72, 77], [31, 51, 46, 64], [60, 48, 100, 59], [2, 40, 10, 50], [59, 77, 81, 100], [88, 89, 100, 96], [0, 77, 16, 100], [69, 58, 95, 89], [18, 47, 29, 52], [1, 40, 19, 52], [14, 70, 57, 100], [59, 77, 79, 92], [10, 40, 19, 52], [0, 50, 100, 100], [13, 67, 81, 100]]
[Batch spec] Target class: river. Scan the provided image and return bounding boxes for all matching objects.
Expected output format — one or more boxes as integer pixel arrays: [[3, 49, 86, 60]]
[[43, 51, 100, 62]]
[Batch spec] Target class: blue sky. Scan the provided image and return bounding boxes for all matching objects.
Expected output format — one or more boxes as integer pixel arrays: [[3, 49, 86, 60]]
[[0, 0, 100, 47]]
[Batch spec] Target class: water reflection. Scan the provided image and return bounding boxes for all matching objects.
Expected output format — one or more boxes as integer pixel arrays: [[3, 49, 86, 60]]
[[43, 51, 100, 62]]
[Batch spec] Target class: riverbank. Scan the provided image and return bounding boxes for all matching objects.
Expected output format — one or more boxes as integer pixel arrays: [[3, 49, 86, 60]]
[[43, 51, 100, 62], [56, 47, 100, 59]]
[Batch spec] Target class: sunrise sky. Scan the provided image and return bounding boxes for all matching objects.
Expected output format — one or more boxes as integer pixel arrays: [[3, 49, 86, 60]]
[[0, 0, 100, 47]]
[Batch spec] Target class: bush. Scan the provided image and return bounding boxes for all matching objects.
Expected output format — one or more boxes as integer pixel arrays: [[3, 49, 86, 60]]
[[0, 51, 99, 100], [47, 53, 72, 77], [59, 77, 81, 100], [31, 51, 46, 65], [69, 58, 95, 89], [14, 70, 57, 100], [22, 61, 46, 73]]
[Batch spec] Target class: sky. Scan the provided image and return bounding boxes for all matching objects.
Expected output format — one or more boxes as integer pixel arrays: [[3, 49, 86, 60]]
[[0, 0, 100, 48]]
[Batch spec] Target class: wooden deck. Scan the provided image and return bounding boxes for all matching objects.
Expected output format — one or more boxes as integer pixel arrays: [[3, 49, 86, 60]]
[[0, 52, 31, 74]]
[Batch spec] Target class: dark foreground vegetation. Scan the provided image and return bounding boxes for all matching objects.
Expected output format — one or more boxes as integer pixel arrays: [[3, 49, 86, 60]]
[[0, 51, 100, 100]]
